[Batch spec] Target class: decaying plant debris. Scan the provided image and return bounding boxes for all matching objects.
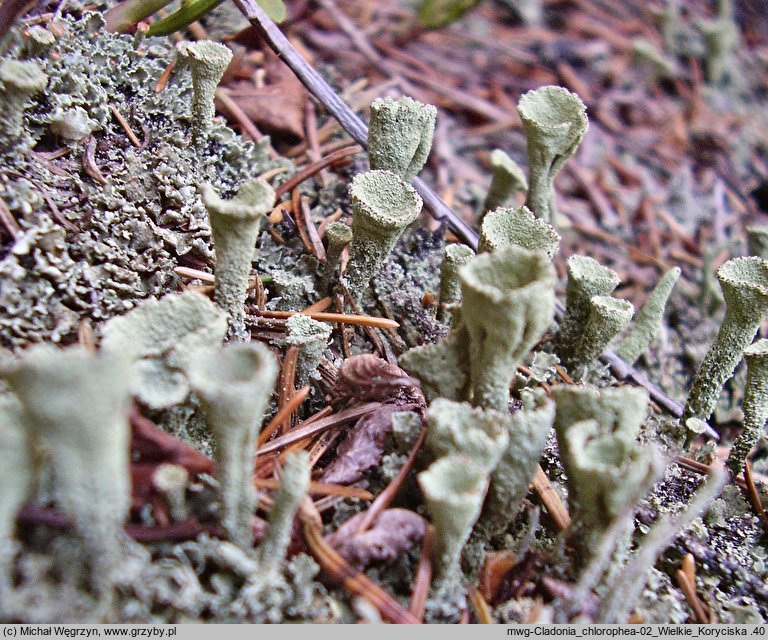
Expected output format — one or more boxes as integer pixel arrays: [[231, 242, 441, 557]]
[[1, 0, 768, 625]]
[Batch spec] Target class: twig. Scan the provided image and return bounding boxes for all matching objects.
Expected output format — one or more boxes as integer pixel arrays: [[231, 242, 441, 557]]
[[532, 465, 571, 532], [256, 309, 399, 329], [0, 197, 22, 240], [744, 461, 768, 533], [258, 384, 310, 447], [110, 104, 142, 148], [274, 145, 361, 200], [83, 136, 108, 185], [409, 524, 433, 621], [468, 585, 495, 624]]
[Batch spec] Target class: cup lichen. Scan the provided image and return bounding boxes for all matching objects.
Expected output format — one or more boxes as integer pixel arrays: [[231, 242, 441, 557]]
[[176, 40, 233, 148], [558, 255, 621, 362], [343, 170, 423, 300], [482, 149, 528, 215], [727, 340, 768, 474], [684, 257, 768, 423], [566, 295, 634, 367], [477, 205, 560, 259], [614, 267, 681, 365], [200, 178, 275, 340], [418, 455, 488, 583], [184, 342, 278, 547], [285, 314, 332, 387], [0, 59, 48, 155], [747, 226, 768, 260], [437, 243, 474, 320], [321, 221, 353, 292], [459, 246, 555, 411], [367, 96, 437, 182], [517, 85, 588, 224], [0, 345, 132, 598]]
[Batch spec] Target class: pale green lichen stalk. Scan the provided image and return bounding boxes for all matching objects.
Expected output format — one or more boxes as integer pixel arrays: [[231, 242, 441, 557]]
[[418, 455, 488, 583], [482, 149, 528, 215], [476, 389, 555, 539], [0, 60, 48, 156], [0, 395, 34, 611], [477, 205, 560, 259], [425, 399, 509, 472], [566, 295, 634, 367], [615, 267, 681, 365], [727, 340, 768, 474], [437, 243, 474, 321], [200, 178, 275, 340], [321, 221, 353, 292], [285, 314, 332, 387], [258, 451, 310, 575], [176, 41, 233, 148], [459, 246, 555, 411], [343, 170, 423, 300], [747, 226, 768, 260], [552, 386, 660, 560], [185, 342, 278, 547], [684, 257, 768, 423], [0, 346, 132, 598], [518, 85, 588, 224], [558, 255, 621, 362], [367, 96, 436, 182]]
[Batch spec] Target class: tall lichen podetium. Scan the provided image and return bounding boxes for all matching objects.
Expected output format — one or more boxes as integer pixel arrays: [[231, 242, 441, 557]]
[[343, 170, 422, 301], [184, 342, 278, 548], [418, 455, 488, 585], [459, 246, 555, 411], [481, 149, 528, 216], [517, 86, 588, 225], [176, 40, 233, 148], [477, 205, 560, 259], [0, 346, 132, 601], [684, 257, 768, 425], [200, 178, 275, 340], [565, 295, 634, 368], [614, 267, 681, 365], [0, 395, 34, 613], [558, 255, 620, 363], [321, 221, 353, 293], [437, 243, 474, 322], [0, 60, 48, 157], [367, 96, 436, 182], [727, 340, 768, 474], [552, 385, 662, 563]]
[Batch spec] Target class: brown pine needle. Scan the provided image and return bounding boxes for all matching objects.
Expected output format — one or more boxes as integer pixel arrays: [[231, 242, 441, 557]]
[[532, 465, 571, 531], [300, 502, 420, 624], [109, 104, 141, 148], [257, 309, 399, 330], [155, 59, 175, 93], [254, 478, 373, 501], [276, 346, 299, 435], [356, 428, 426, 534], [303, 297, 333, 314], [257, 402, 383, 455], [258, 166, 290, 182], [258, 385, 310, 447], [468, 585, 494, 624], [409, 524, 433, 621], [274, 145, 362, 200], [674, 567, 711, 624], [744, 461, 768, 533]]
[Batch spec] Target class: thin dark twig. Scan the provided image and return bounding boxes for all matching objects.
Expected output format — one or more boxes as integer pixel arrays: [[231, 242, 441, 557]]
[[231, 0, 712, 435]]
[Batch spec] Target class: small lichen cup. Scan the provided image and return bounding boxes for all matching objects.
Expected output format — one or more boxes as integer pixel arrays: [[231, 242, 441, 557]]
[[727, 340, 768, 474], [684, 257, 768, 423], [176, 41, 233, 148], [200, 178, 275, 340], [321, 221, 353, 292], [459, 246, 556, 411], [418, 455, 488, 583], [477, 205, 560, 258], [437, 243, 474, 321], [343, 170, 423, 300], [517, 85, 588, 224], [185, 342, 278, 548], [0, 345, 132, 598], [367, 96, 436, 182], [0, 60, 48, 154], [566, 295, 634, 367], [558, 255, 621, 361], [285, 314, 332, 387], [482, 149, 528, 215]]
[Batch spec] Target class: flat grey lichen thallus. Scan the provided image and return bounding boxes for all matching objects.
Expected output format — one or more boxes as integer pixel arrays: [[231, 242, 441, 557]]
[[342, 170, 422, 301]]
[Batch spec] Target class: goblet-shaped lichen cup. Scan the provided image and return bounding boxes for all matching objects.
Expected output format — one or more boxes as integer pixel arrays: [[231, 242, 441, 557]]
[[566, 295, 634, 367], [684, 257, 768, 424], [481, 149, 528, 216], [0, 345, 132, 599], [517, 85, 588, 224], [477, 205, 560, 258], [343, 170, 423, 300], [200, 178, 275, 340], [0, 60, 47, 154], [185, 342, 278, 547], [418, 455, 489, 584], [459, 246, 555, 411]]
